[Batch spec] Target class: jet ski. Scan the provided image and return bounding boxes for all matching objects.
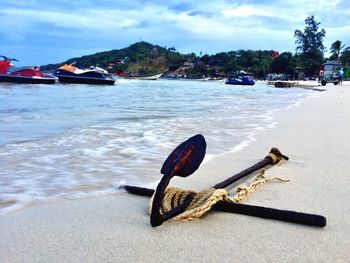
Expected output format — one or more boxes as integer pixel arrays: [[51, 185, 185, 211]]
[[225, 76, 255, 85], [54, 63, 115, 85], [0, 56, 57, 84], [225, 71, 255, 86]]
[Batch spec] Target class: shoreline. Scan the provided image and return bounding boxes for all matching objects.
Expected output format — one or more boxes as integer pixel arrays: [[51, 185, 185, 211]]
[[1, 83, 350, 262], [0, 80, 315, 217]]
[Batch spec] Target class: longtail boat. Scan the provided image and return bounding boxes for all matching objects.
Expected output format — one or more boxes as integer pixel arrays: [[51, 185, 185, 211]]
[[115, 72, 163, 80]]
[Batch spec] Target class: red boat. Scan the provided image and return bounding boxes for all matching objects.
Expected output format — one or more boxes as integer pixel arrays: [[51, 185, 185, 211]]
[[0, 56, 56, 84]]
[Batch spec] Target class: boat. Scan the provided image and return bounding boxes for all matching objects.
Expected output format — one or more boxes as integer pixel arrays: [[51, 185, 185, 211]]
[[0, 56, 57, 84], [225, 76, 255, 85], [54, 63, 115, 85], [225, 71, 255, 86], [115, 72, 163, 80]]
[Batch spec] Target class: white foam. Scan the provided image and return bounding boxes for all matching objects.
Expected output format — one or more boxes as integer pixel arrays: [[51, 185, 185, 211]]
[[119, 147, 138, 156]]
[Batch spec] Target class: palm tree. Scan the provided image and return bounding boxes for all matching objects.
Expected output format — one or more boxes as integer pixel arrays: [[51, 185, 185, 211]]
[[330, 40, 345, 61]]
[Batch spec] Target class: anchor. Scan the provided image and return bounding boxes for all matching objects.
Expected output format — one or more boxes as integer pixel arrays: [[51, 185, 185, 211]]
[[121, 134, 326, 228]]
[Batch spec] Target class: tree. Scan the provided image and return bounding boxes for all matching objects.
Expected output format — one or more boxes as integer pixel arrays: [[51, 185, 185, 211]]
[[199, 54, 210, 64], [340, 47, 350, 66], [269, 52, 293, 74], [330, 40, 345, 61], [294, 15, 326, 77], [294, 16, 326, 54], [251, 58, 270, 79]]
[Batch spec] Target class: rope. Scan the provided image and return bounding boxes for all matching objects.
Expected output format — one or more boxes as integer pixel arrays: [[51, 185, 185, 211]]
[[149, 170, 289, 222], [233, 170, 289, 202]]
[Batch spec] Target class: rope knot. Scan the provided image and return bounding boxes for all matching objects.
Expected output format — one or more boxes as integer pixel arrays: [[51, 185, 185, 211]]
[[267, 147, 289, 165]]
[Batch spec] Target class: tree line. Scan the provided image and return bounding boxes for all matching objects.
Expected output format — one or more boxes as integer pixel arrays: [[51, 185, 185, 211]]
[[42, 16, 349, 79]]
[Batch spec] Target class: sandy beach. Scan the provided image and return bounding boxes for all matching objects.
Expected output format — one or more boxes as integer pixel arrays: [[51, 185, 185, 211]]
[[1, 82, 350, 262]]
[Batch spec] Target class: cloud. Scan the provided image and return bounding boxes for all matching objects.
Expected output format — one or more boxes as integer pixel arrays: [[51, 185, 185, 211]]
[[221, 5, 273, 17], [0, 8, 140, 32], [0, 0, 349, 65]]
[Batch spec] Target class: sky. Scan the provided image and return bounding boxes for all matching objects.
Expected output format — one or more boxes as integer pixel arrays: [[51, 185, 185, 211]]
[[0, 0, 349, 66]]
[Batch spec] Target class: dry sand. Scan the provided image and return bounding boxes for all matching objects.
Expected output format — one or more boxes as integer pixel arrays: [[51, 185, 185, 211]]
[[1, 82, 350, 262]]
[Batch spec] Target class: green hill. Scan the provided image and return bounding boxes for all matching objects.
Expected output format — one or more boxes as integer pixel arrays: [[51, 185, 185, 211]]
[[41, 41, 278, 78], [41, 41, 191, 74]]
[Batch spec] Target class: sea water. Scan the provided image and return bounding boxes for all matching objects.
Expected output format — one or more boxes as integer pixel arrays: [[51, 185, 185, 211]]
[[0, 79, 315, 214]]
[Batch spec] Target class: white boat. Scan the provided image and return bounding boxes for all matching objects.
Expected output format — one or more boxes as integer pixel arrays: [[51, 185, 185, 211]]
[[115, 72, 163, 80]]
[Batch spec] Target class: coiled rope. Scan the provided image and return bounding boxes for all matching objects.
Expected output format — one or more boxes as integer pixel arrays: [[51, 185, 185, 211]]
[[149, 170, 289, 222]]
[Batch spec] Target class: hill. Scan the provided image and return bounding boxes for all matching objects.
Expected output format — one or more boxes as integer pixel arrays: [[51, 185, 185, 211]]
[[41, 41, 278, 78], [41, 42, 192, 74]]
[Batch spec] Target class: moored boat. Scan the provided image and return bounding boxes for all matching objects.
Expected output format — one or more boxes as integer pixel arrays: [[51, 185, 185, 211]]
[[115, 72, 163, 80], [0, 56, 57, 84], [225, 71, 255, 86], [225, 76, 255, 86], [54, 63, 115, 85]]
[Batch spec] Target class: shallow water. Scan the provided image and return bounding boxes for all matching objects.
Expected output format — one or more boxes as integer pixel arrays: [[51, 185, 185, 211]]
[[0, 79, 314, 214]]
